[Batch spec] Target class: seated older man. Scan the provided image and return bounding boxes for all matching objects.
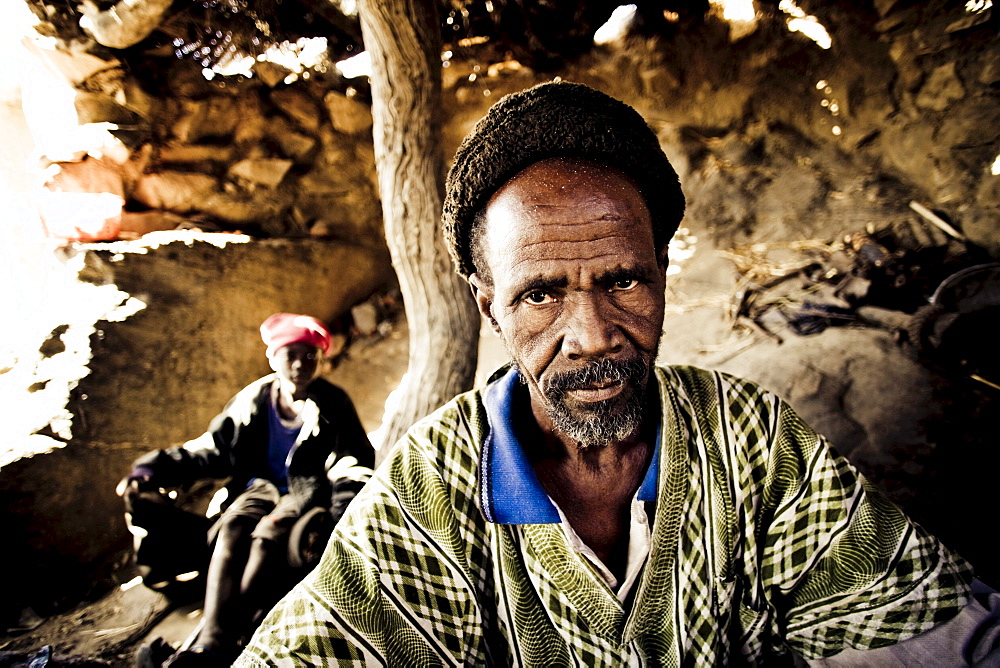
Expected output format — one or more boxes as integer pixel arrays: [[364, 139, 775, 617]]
[[238, 83, 999, 666]]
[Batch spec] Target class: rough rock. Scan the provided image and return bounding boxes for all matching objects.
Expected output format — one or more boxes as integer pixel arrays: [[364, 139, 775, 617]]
[[73, 92, 142, 126], [915, 62, 966, 111], [887, 37, 924, 89], [963, 209, 1000, 257], [882, 120, 939, 189], [119, 79, 157, 120], [231, 96, 267, 146], [872, 0, 902, 18], [266, 117, 316, 161], [270, 88, 321, 132], [754, 168, 826, 233], [118, 210, 187, 237], [227, 158, 293, 188], [120, 143, 154, 193], [934, 96, 1000, 148], [873, 14, 905, 33], [157, 145, 235, 164], [323, 90, 373, 135], [255, 61, 293, 88], [977, 51, 1000, 85], [19, 39, 120, 86], [171, 98, 239, 143], [44, 156, 125, 198], [945, 8, 992, 34], [351, 301, 379, 336], [132, 171, 218, 212], [198, 188, 293, 226]]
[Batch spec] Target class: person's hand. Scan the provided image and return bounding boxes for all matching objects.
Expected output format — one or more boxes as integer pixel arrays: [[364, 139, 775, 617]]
[[116, 467, 155, 499]]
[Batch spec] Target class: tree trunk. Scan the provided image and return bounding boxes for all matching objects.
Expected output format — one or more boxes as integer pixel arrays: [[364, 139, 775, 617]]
[[357, 0, 481, 463]]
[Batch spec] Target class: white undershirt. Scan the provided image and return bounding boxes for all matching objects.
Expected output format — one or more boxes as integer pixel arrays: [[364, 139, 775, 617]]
[[549, 492, 652, 603]]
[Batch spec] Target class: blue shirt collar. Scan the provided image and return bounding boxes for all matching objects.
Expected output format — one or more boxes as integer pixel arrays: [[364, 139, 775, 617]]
[[480, 366, 660, 525]]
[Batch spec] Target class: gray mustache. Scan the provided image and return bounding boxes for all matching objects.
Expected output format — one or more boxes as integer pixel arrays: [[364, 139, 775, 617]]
[[546, 358, 649, 394]]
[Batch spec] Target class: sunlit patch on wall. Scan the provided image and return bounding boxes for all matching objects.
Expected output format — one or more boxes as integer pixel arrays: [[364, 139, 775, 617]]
[[779, 0, 832, 49], [709, 0, 758, 39], [594, 5, 638, 45], [667, 227, 698, 277], [336, 50, 372, 79]]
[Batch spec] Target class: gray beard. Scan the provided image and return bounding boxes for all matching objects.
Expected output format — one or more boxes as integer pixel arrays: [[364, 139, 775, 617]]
[[518, 357, 651, 450]]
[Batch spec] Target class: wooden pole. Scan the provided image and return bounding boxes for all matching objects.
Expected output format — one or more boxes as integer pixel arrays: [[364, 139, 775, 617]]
[[357, 0, 481, 461]]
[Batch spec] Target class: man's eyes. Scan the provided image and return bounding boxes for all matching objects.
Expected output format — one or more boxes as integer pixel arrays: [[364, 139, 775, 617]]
[[611, 278, 639, 291], [520, 278, 640, 304], [523, 290, 555, 305]]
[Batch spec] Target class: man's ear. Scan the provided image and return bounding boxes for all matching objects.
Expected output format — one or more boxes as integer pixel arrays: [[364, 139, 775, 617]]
[[657, 245, 670, 274], [468, 273, 501, 336]]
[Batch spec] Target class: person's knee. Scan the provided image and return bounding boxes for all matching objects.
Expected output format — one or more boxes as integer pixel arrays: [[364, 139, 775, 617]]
[[247, 534, 279, 560], [214, 513, 257, 544]]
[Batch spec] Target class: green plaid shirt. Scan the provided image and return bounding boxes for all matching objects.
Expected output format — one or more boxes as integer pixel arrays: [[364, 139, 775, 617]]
[[237, 365, 972, 666]]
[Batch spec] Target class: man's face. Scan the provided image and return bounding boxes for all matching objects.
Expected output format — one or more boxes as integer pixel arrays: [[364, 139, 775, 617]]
[[470, 158, 666, 449], [269, 342, 323, 393]]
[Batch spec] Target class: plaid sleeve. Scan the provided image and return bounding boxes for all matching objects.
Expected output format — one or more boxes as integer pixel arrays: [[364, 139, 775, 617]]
[[754, 391, 974, 658]]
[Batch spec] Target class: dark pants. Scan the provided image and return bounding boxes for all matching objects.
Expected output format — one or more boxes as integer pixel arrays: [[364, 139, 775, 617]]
[[215, 478, 303, 544]]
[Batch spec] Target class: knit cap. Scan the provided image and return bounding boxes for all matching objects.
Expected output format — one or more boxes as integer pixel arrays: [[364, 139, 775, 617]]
[[442, 81, 685, 278]]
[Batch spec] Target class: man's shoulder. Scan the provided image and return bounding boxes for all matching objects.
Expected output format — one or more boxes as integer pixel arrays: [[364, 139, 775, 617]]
[[656, 363, 772, 398], [353, 387, 488, 531], [378, 384, 490, 478], [405, 385, 489, 446], [654, 364, 782, 432], [235, 374, 278, 395]]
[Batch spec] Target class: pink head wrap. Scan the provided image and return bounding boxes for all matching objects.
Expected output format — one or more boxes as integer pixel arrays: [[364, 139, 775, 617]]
[[260, 313, 332, 357]]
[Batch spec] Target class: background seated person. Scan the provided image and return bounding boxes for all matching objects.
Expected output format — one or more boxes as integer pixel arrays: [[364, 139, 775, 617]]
[[120, 313, 374, 667]]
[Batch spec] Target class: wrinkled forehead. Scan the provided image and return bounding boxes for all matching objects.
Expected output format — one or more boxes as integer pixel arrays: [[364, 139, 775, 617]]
[[481, 158, 654, 257]]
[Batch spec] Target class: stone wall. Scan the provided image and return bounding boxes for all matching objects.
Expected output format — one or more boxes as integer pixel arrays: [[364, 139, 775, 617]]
[[24, 36, 383, 243]]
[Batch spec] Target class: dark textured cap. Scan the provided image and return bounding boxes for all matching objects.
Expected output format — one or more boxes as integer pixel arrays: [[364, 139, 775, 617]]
[[443, 80, 685, 278]]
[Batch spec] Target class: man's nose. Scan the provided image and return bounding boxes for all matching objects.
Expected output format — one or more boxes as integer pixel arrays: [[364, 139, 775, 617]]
[[562, 296, 624, 361]]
